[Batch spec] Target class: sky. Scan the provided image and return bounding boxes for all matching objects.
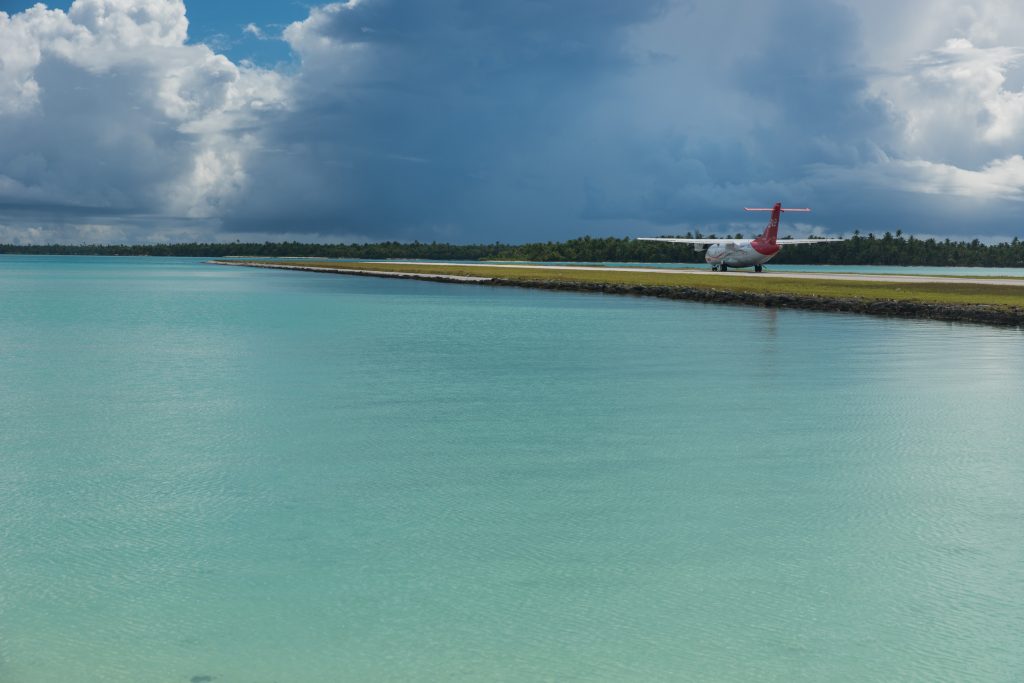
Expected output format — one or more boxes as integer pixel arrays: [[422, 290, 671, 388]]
[[0, 0, 1022, 244]]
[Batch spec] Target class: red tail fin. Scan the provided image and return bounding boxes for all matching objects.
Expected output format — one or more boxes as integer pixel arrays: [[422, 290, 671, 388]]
[[745, 203, 810, 245]]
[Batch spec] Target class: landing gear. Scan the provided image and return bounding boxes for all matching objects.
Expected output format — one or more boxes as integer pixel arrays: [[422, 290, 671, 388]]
[[754, 264, 763, 273], [720, 264, 728, 272], [711, 264, 720, 272]]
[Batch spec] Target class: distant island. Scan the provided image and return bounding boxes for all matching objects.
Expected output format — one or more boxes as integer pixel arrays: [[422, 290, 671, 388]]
[[3, 231, 1023, 267]]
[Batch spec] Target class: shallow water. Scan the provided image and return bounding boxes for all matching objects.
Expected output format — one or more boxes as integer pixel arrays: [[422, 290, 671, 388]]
[[1, 256, 1022, 681]]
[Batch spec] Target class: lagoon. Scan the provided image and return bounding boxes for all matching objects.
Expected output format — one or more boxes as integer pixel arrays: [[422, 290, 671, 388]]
[[1, 256, 1022, 681]]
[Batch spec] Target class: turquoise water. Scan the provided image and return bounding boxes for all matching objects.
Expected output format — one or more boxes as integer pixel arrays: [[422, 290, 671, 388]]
[[1, 255, 1022, 682]]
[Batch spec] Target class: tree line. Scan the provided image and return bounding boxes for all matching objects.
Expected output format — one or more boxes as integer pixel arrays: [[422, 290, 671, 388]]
[[2, 231, 1023, 266]]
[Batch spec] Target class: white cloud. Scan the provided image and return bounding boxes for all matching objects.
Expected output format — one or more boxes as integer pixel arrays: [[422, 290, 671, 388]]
[[68, 0, 187, 48], [0, 0, 287, 238], [868, 38, 1024, 167], [0, 4, 88, 114], [810, 154, 1024, 201]]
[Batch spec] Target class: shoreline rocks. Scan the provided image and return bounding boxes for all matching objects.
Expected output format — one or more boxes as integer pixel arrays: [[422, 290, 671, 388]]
[[210, 261, 1024, 328], [488, 278, 1023, 327]]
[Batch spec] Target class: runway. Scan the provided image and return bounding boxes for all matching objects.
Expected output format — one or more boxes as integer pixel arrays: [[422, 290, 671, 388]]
[[372, 261, 1024, 288]]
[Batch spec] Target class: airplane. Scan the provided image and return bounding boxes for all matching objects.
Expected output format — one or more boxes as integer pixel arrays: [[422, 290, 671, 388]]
[[637, 202, 843, 272]]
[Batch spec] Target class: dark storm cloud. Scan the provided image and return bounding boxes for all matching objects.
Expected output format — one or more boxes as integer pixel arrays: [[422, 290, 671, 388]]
[[573, 1, 899, 229], [221, 0, 676, 240], [230, 0, 1003, 242], [733, 1, 891, 171]]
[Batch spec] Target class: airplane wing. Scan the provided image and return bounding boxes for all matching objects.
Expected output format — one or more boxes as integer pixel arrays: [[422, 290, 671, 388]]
[[637, 237, 845, 244], [774, 238, 845, 244], [636, 237, 731, 244]]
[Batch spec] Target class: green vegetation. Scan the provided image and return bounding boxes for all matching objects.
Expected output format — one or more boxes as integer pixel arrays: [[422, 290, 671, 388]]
[[5, 230, 1024, 266], [773, 231, 1024, 267], [225, 260, 1024, 309], [491, 232, 1024, 267]]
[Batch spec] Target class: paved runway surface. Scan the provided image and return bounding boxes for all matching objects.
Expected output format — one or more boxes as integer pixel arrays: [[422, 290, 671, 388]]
[[373, 261, 1024, 287], [217, 261, 493, 281]]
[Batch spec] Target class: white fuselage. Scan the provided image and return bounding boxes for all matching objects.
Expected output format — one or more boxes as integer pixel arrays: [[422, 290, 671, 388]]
[[705, 241, 778, 268]]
